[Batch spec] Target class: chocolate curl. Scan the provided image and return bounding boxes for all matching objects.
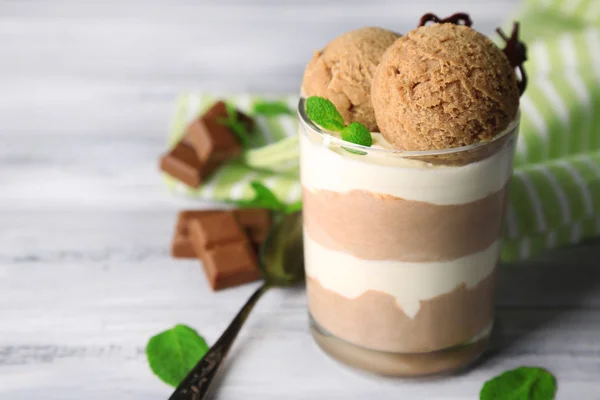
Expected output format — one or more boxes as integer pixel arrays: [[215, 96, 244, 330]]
[[418, 12, 473, 28], [497, 22, 528, 95]]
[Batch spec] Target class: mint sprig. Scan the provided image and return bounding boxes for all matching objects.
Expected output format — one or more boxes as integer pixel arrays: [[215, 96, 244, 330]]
[[341, 122, 372, 147], [305, 96, 372, 154], [217, 102, 253, 147], [480, 366, 557, 400], [252, 100, 294, 117], [305, 96, 345, 132], [146, 324, 209, 387], [233, 181, 301, 213]]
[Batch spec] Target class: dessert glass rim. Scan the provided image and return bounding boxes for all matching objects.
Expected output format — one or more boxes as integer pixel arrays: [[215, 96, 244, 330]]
[[297, 97, 520, 157]]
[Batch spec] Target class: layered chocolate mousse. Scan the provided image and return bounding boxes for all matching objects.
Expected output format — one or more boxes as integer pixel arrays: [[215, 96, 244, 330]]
[[300, 17, 524, 376]]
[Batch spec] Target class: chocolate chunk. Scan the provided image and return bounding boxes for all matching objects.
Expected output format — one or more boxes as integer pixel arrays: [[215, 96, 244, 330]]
[[159, 139, 219, 188], [234, 208, 272, 245], [159, 101, 255, 188], [171, 209, 272, 258], [186, 211, 262, 290], [187, 101, 252, 162], [176, 210, 219, 235], [171, 234, 197, 258], [171, 210, 219, 258], [200, 241, 261, 290], [188, 212, 245, 250]]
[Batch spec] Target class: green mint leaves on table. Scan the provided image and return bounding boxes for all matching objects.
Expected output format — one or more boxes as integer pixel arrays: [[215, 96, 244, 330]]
[[480, 366, 557, 400], [146, 324, 209, 388], [305, 96, 372, 154], [252, 100, 294, 117], [233, 181, 301, 213]]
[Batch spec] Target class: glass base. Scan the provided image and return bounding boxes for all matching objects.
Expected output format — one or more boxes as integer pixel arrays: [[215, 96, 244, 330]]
[[310, 315, 490, 377]]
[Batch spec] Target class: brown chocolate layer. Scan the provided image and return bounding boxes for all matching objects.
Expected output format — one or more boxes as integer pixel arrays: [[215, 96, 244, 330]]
[[303, 187, 507, 262], [307, 271, 496, 353]]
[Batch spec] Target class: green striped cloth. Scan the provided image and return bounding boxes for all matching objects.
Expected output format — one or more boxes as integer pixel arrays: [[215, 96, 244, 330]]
[[164, 0, 600, 261]]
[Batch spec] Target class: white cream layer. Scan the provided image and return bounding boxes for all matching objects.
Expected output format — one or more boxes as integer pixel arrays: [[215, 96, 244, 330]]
[[300, 132, 514, 205], [304, 231, 501, 319]]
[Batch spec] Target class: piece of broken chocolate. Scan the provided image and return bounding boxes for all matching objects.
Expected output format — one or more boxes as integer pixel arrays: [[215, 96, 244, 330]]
[[171, 236, 197, 259], [171, 210, 219, 258], [234, 208, 272, 245], [160, 100, 255, 188], [171, 209, 272, 258], [188, 212, 246, 250], [159, 139, 220, 188], [187, 101, 253, 162], [187, 211, 262, 290], [200, 241, 262, 290]]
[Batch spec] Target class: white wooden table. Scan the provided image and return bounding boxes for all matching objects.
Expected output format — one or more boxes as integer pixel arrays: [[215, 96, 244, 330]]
[[2, 1, 600, 398]]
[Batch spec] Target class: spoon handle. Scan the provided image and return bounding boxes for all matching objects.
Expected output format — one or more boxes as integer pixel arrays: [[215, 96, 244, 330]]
[[168, 283, 270, 400]]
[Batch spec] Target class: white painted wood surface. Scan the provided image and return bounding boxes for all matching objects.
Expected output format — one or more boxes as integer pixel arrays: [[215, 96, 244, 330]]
[[2, 0, 600, 398]]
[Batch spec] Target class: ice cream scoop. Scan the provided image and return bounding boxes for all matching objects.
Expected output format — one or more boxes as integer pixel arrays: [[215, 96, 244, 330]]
[[371, 22, 520, 151], [302, 27, 400, 132]]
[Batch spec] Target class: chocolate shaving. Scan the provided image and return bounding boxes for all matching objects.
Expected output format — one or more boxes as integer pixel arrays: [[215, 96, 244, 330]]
[[418, 12, 472, 28], [497, 22, 528, 95]]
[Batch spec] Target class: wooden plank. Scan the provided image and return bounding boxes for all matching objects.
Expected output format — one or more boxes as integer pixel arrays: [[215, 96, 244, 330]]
[[2, 0, 599, 398], [0, 209, 599, 398]]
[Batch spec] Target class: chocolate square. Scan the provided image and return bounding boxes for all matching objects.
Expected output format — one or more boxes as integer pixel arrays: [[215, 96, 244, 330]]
[[176, 210, 219, 236], [171, 234, 197, 258], [205, 101, 255, 133], [171, 210, 220, 258], [171, 209, 272, 259], [188, 212, 245, 251], [201, 241, 261, 290], [187, 101, 251, 162], [159, 139, 219, 188], [234, 208, 272, 245]]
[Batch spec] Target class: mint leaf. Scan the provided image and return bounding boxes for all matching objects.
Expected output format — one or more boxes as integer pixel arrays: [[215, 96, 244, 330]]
[[146, 324, 209, 387], [305, 96, 345, 132], [231, 181, 301, 213], [216, 102, 254, 147], [480, 367, 556, 400], [252, 100, 294, 117], [340, 122, 372, 155], [232, 181, 285, 211], [341, 122, 372, 147], [217, 116, 251, 147], [284, 199, 302, 214], [305, 97, 372, 155], [248, 181, 283, 209], [225, 102, 238, 120]]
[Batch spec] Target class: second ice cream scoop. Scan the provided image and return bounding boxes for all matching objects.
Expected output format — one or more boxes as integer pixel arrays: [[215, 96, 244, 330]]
[[371, 23, 520, 151]]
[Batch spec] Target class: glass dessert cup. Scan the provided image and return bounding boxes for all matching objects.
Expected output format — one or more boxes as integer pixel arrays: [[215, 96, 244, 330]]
[[299, 98, 520, 377]]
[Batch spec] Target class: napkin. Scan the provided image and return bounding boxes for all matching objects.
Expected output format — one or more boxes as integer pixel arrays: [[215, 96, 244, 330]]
[[164, 0, 600, 262]]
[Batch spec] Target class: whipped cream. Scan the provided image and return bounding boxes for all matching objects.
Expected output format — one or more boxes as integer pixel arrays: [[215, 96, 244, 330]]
[[304, 232, 500, 319], [300, 131, 514, 205]]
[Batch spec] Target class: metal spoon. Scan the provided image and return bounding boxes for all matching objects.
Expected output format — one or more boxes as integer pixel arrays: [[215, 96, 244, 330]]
[[169, 211, 305, 400]]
